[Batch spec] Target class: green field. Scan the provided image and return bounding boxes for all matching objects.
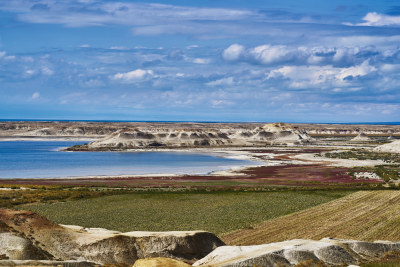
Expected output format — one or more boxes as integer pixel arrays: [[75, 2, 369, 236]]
[[19, 190, 350, 235]]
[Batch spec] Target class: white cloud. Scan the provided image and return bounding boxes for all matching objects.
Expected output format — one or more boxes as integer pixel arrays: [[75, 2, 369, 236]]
[[41, 67, 54, 76], [109, 46, 128, 50], [112, 69, 154, 82], [24, 69, 35, 77], [0, 51, 16, 61], [250, 45, 292, 64], [336, 60, 376, 80], [211, 99, 233, 107], [206, 77, 234, 86], [191, 58, 211, 64], [221, 43, 382, 66], [222, 44, 245, 61], [21, 56, 34, 62], [31, 92, 40, 99], [267, 66, 296, 79], [356, 12, 400, 27], [266, 60, 376, 89]]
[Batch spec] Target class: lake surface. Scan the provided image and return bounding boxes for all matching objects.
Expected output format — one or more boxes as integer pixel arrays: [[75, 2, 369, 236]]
[[0, 141, 257, 178]]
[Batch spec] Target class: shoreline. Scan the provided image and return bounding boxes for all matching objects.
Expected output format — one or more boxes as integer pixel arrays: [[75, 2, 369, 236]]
[[0, 136, 97, 142], [0, 141, 268, 180], [0, 137, 388, 183]]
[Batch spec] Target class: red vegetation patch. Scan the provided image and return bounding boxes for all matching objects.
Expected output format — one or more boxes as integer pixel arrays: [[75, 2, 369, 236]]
[[0, 163, 381, 189], [241, 164, 379, 186]]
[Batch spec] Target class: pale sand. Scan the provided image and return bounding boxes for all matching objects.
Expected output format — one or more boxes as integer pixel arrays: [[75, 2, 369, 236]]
[[292, 153, 385, 167]]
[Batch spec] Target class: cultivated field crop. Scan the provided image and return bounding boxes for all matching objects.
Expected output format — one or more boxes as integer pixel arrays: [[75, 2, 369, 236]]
[[222, 190, 400, 245]]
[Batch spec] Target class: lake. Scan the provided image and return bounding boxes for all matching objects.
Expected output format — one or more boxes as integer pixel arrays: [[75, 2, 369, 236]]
[[0, 141, 257, 178]]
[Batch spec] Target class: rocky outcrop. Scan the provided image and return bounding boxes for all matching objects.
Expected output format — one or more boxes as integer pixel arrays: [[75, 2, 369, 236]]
[[0, 232, 50, 261], [133, 257, 191, 267], [2, 121, 400, 140], [300, 124, 400, 136], [193, 238, 400, 266], [351, 133, 372, 142], [87, 129, 233, 149], [83, 123, 312, 150], [374, 140, 400, 153], [0, 260, 96, 266], [0, 209, 224, 265]]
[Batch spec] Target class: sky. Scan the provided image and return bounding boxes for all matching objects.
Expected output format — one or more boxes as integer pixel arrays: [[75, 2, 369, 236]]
[[0, 0, 400, 122]]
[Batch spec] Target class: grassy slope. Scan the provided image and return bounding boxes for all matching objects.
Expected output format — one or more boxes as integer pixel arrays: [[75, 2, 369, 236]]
[[19, 190, 349, 235], [222, 190, 400, 245]]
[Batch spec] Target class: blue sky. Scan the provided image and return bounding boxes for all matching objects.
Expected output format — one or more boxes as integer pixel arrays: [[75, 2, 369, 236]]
[[0, 0, 400, 122]]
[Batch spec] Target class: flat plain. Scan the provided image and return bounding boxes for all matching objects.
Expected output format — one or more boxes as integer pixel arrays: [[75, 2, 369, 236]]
[[18, 190, 350, 235]]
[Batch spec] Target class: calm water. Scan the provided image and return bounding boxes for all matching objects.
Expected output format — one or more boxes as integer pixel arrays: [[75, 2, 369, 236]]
[[0, 141, 257, 178]]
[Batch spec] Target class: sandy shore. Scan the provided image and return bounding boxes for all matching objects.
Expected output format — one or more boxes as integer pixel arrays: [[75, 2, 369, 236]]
[[292, 153, 386, 167]]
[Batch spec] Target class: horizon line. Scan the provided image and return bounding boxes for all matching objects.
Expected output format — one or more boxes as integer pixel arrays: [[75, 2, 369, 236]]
[[0, 119, 399, 125]]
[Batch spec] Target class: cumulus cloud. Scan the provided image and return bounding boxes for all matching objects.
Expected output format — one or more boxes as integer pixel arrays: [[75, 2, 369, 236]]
[[250, 45, 294, 64], [112, 69, 154, 82], [222, 43, 399, 67], [336, 60, 376, 80], [0, 33, 399, 122], [266, 60, 377, 90], [223, 44, 300, 65], [222, 44, 245, 61]]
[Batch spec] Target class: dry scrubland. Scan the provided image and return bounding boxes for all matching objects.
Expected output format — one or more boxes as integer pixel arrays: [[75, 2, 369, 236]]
[[222, 190, 400, 245], [19, 190, 349, 235]]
